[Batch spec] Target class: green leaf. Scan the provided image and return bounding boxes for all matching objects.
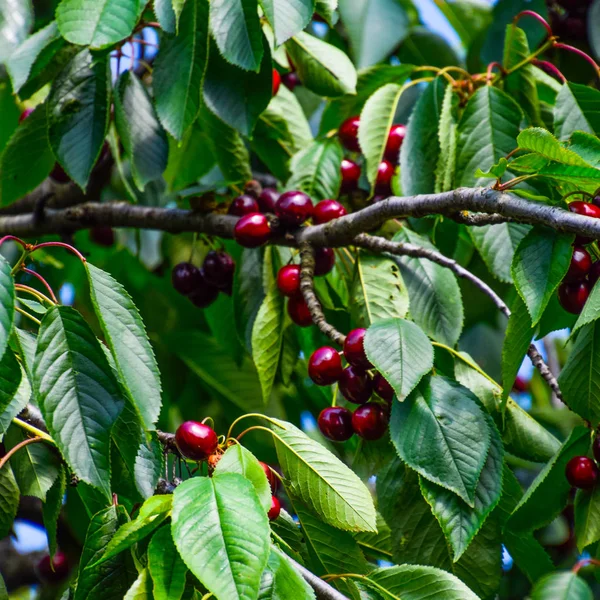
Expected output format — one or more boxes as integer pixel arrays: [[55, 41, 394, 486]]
[[172, 474, 270, 600], [455, 86, 522, 187], [554, 83, 600, 140], [530, 572, 593, 600], [0, 103, 54, 206], [338, 0, 409, 68], [469, 223, 530, 283], [572, 278, 600, 335], [33, 306, 124, 499], [390, 376, 491, 506], [574, 486, 600, 551], [0, 255, 14, 359], [0, 359, 29, 435], [558, 322, 600, 425], [287, 137, 343, 201], [350, 250, 409, 328], [203, 37, 272, 136], [259, 546, 316, 600], [400, 79, 445, 196], [86, 263, 162, 431], [124, 568, 153, 600], [42, 466, 66, 558], [420, 412, 503, 561], [0, 464, 18, 539], [97, 495, 173, 564], [270, 417, 377, 532], [397, 27, 461, 69], [47, 49, 110, 189], [286, 31, 357, 97], [260, 0, 314, 45], [435, 84, 459, 193], [517, 128, 591, 166], [114, 71, 168, 190], [209, 0, 263, 71], [364, 318, 433, 401], [134, 432, 164, 500], [507, 426, 591, 533], [214, 443, 272, 512], [354, 513, 392, 561], [154, 0, 208, 140], [512, 226, 574, 325], [154, 0, 176, 33], [475, 158, 508, 180], [0, 0, 32, 60], [148, 526, 188, 600], [358, 83, 404, 190], [567, 130, 600, 168], [392, 228, 464, 346]]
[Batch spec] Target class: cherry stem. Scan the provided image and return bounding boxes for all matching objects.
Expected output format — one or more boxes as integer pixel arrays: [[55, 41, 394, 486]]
[[0, 235, 28, 249], [553, 43, 600, 80], [486, 62, 506, 83], [15, 306, 41, 326], [0, 437, 47, 471], [572, 558, 600, 574], [21, 268, 59, 303], [532, 60, 567, 83], [236, 425, 275, 442], [513, 10, 553, 38], [32, 241, 86, 263], [497, 174, 537, 191], [15, 283, 55, 307], [225, 412, 276, 441], [563, 190, 594, 202], [12, 417, 54, 442]]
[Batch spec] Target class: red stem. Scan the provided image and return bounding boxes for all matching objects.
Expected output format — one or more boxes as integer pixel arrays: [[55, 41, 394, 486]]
[[486, 62, 506, 82], [553, 43, 600, 80], [513, 10, 553, 38], [572, 558, 600, 574], [532, 60, 567, 83], [0, 235, 27, 249], [22, 268, 58, 303], [32, 242, 86, 263]]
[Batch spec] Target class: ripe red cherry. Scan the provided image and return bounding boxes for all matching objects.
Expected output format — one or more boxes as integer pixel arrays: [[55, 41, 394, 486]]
[[384, 124, 407, 162], [339, 116, 361, 152], [275, 191, 314, 226], [259, 461, 279, 493], [19, 108, 34, 124], [565, 456, 599, 489], [340, 159, 361, 193], [308, 346, 343, 385], [268, 495, 281, 520], [36, 550, 70, 584], [314, 247, 335, 276], [318, 406, 353, 441], [175, 421, 218, 461], [375, 160, 395, 195], [343, 328, 372, 370], [203, 251, 235, 292], [373, 373, 394, 402], [565, 247, 592, 282], [313, 200, 347, 225], [288, 294, 312, 327], [258, 188, 280, 213], [229, 194, 259, 217], [172, 262, 202, 296], [272, 69, 281, 96], [277, 264, 301, 296], [188, 271, 220, 308], [352, 403, 389, 440], [89, 226, 114, 247], [50, 163, 70, 184], [568, 201, 600, 244], [339, 366, 373, 404], [512, 375, 528, 393], [558, 280, 589, 314], [234, 213, 271, 248], [282, 72, 300, 90]]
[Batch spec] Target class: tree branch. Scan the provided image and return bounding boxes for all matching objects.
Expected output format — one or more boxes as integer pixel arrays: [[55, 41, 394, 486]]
[[287, 557, 350, 600]]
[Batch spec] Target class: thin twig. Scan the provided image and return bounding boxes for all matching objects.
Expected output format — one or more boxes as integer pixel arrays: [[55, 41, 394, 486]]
[[0, 437, 46, 470]]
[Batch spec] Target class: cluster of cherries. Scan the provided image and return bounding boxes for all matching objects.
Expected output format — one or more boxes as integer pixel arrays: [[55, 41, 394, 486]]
[[174, 420, 281, 520], [565, 436, 600, 490], [310, 329, 392, 443], [557, 200, 600, 314], [549, 0, 591, 40], [271, 68, 301, 96]]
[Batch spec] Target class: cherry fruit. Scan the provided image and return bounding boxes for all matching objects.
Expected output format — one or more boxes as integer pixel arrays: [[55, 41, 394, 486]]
[[314, 247, 335, 276], [352, 403, 389, 440], [339, 116, 361, 152], [282, 72, 300, 90], [50, 163, 70, 184], [288, 294, 312, 327], [339, 366, 373, 404], [203, 251, 235, 292], [313, 200, 347, 225], [275, 191, 313, 226], [373, 373, 394, 402], [259, 461, 279, 494], [234, 213, 271, 248], [258, 188, 280, 213], [277, 265, 301, 296], [568, 201, 600, 244], [374, 160, 395, 195], [89, 226, 115, 247], [565, 456, 599, 489], [343, 328, 372, 370], [558, 280, 589, 314], [268, 495, 281, 520], [590, 261, 600, 287], [36, 551, 70, 584], [308, 346, 343, 385], [565, 247, 592, 282], [229, 194, 259, 217], [175, 421, 218, 461], [172, 262, 202, 296], [512, 376, 528, 393], [272, 69, 281, 96], [340, 159, 361, 193], [318, 406, 353, 441], [188, 272, 220, 308], [384, 124, 407, 163]]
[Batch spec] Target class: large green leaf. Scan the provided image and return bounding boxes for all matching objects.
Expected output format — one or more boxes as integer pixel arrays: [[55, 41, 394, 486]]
[[558, 322, 600, 425], [0, 359, 29, 435], [390, 376, 491, 506], [42, 466, 66, 558], [172, 474, 270, 600], [148, 526, 188, 600], [518, 128, 591, 166], [259, 546, 315, 600], [134, 431, 164, 500], [572, 279, 600, 335], [554, 83, 600, 140], [286, 137, 343, 201], [86, 263, 162, 431], [33, 306, 124, 498], [286, 31, 357, 97], [124, 568, 153, 600], [392, 228, 463, 346], [0, 255, 14, 359], [574, 486, 600, 552], [350, 250, 409, 328], [364, 318, 433, 401], [435, 83, 459, 193], [0, 464, 18, 539], [270, 418, 377, 532], [260, 0, 314, 45], [354, 513, 392, 562], [530, 572, 593, 600], [154, 0, 208, 140], [397, 27, 461, 69], [455, 86, 522, 187], [47, 49, 110, 189]]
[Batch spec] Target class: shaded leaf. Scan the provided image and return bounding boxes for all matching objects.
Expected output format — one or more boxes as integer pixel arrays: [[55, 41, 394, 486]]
[[260, 0, 314, 45], [554, 83, 600, 140], [530, 572, 593, 600], [0, 254, 14, 360], [148, 526, 188, 600], [574, 485, 600, 551], [0, 464, 18, 539], [42, 466, 66, 558]]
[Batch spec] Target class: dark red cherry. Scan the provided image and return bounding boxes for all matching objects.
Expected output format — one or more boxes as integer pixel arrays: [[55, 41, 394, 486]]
[[558, 280, 589, 314], [384, 124, 407, 163], [288, 294, 312, 327], [50, 163, 70, 184], [282, 72, 300, 90], [590, 261, 600, 287], [373, 373, 394, 402], [374, 160, 395, 195], [308, 346, 343, 385], [313, 199, 347, 225], [277, 265, 301, 296], [257, 188, 280, 213], [566, 456, 599, 489], [592, 194, 600, 209], [36, 551, 70, 584], [268, 495, 281, 520], [318, 406, 353, 441], [229, 194, 259, 217], [340, 159, 361, 193], [272, 69, 281, 96], [564, 247, 592, 282], [343, 328, 372, 370], [234, 213, 271, 248], [569, 201, 600, 244], [339, 116, 361, 152], [172, 262, 202, 296], [339, 366, 373, 404], [314, 247, 335, 276], [175, 421, 218, 461], [89, 226, 114, 247], [203, 251, 235, 292], [259, 462, 279, 493], [352, 403, 389, 440], [275, 191, 313, 226], [19, 108, 34, 124], [512, 376, 528, 393], [188, 270, 219, 308]]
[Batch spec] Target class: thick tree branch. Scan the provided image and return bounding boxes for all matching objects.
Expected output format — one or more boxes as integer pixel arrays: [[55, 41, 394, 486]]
[[287, 557, 350, 600]]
